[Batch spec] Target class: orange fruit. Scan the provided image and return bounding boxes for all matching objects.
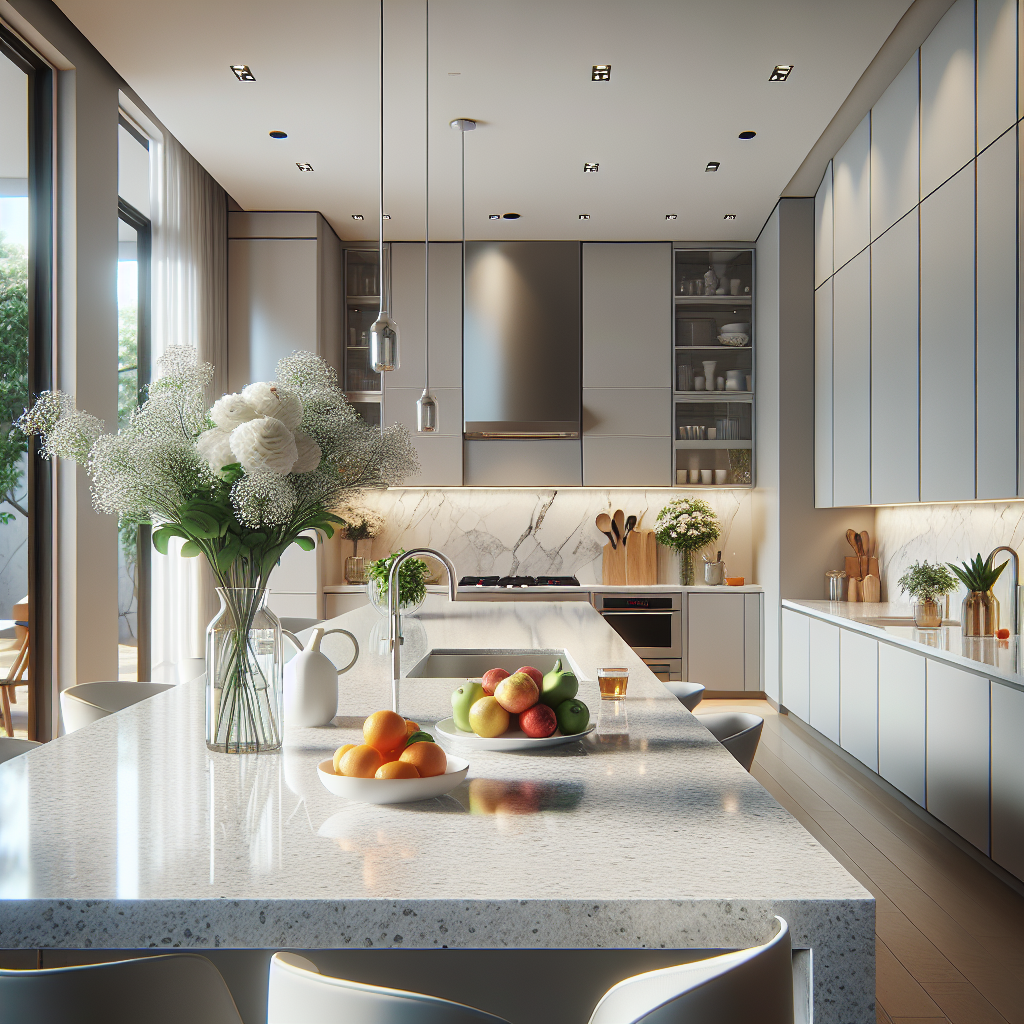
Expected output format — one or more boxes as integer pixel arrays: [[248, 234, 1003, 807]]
[[363, 710, 409, 753], [405, 719, 421, 736], [332, 743, 356, 774], [339, 744, 384, 779], [379, 745, 405, 764], [375, 761, 420, 780], [399, 741, 447, 778]]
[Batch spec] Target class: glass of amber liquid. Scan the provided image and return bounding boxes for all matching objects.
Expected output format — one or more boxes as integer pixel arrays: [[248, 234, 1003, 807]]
[[598, 667, 629, 700]]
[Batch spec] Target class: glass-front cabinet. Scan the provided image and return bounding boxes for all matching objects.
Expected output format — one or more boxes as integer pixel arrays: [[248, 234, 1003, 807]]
[[344, 248, 382, 426], [673, 248, 754, 487]]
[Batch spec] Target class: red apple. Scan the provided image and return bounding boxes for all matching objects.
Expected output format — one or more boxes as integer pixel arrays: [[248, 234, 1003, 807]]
[[481, 667, 511, 696], [520, 703, 557, 738], [516, 665, 543, 688], [495, 672, 539, 714]]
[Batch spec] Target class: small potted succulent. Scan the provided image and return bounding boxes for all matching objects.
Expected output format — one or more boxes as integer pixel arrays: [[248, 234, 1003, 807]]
[[366, 549, 430, 617], [948, 553, 1008, 637], [896, 561, 957, 629]]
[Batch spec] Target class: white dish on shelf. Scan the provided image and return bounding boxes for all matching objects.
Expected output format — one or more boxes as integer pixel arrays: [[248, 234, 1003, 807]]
[[721, 322, 750, 334], [316, 754, 469, 804], [718, 334, 749, 347], [435, 717, 596, 752]]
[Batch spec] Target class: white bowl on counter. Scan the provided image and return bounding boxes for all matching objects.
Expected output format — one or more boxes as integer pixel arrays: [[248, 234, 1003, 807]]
[[435, 717, 596, 751], [316, 754, 469, 804]]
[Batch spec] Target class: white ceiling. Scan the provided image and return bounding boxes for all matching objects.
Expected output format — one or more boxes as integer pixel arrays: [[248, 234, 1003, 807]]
[[53, 0, 913, 242]]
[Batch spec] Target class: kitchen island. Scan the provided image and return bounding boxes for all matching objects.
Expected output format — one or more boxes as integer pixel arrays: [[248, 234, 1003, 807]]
[[0, 598, 873, 1022]]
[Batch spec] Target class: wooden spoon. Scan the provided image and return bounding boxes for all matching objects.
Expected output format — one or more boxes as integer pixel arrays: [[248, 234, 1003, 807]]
[[612, 509, 625, 546], [860, 530, 870, 557], [846, 529, 860, 555], [623, 514, 637, 547], [596, 512, 616, 549]]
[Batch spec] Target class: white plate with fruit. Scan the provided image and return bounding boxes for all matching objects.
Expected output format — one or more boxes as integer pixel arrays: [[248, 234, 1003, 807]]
[[436, 661, 594, 752], [318, 710, 469, 804]]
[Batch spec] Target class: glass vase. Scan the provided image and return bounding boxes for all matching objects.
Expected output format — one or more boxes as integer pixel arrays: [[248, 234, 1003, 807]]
[[679, 550, 695, 587], [961, 589, 999, 637], [206, 588, 284, 753], [367, 579, 425, 617], [912, 599, 943, 629]]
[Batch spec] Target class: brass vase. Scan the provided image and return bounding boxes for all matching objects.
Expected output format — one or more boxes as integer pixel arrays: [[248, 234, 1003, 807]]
[[961, 590, 999, 637]]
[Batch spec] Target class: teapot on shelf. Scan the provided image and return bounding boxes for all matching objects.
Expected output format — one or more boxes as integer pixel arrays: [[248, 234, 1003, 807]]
[[283, 626, 360, 727]]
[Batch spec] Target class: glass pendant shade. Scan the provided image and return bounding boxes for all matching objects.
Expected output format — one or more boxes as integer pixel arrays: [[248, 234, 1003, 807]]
[[416, 389, 438, 432], [369, 311, 400, 372]]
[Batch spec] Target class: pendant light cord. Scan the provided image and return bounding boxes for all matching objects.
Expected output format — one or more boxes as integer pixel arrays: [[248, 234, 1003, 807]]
[[424, 0, 430, 394], [379, 0, 386, 313]]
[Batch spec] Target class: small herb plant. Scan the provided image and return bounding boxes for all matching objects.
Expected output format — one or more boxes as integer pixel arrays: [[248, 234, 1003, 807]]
[[896, 561, 957, 602], [947, 553, 1008, 594], [367, 550, 429, 607], [655, 497, 721, 553]]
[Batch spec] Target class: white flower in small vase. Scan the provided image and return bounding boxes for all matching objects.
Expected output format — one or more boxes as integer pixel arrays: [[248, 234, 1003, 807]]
[[229, 416, 299, 475]]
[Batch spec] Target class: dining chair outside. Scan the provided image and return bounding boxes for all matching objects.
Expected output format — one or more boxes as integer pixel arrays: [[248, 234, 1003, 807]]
[[267, 952, 513, 1024], [664, 680, 705, 711], [60, 681, 175, 734], [695, 711, 765, 771], [0, 736, 40, 765], [0, 953, 243, 1024], [0, 613, 30, 737]]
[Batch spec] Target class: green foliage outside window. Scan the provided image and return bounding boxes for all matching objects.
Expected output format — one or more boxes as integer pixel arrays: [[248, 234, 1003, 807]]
[[0, 231, 29, 526]]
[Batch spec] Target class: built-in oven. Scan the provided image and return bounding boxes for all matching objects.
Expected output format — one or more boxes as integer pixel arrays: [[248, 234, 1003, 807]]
[[593, 593, 683, 681]]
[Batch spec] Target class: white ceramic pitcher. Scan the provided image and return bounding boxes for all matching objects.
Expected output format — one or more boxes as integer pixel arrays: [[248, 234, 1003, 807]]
[[283, 626, 359, 728]]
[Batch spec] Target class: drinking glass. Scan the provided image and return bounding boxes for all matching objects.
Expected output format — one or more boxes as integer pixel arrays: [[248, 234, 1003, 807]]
[[598, 667, 628, 700]]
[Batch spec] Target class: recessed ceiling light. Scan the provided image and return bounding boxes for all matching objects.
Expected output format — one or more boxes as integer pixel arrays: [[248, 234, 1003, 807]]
[[296, 162, 313, 172], [769, 65, 794, 82], [665, 214, 677, 221], [724, 214, 737, 220], [584, 162, 599, 173], [705, 161, 720, 172], [229, 64, 255, 82], [351, 214, 364, 220], [579, 214, 591, 220], [269, 130, 287, 139], [592, 64, 611, 81], [738, 131, 756, 140], [503, 213, 520, 220], [488, 214, 500, 220]]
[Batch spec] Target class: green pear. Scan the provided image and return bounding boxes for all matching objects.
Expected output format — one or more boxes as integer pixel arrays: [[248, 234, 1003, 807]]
[[540, 659, 578, 708], [451, 681, 485, 732]]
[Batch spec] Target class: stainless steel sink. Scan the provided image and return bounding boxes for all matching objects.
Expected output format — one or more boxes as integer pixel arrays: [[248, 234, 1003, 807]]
[[404, 648, 581, 679]]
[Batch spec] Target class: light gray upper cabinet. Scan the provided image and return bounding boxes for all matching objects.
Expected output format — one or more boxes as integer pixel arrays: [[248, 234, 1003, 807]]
[[877, 643, 926, 807], [808, 618, 840, 744], [871, 208, 919, 504], [583, 243, 672, 387], [920, 0, 975, 199], [920, 162, 976, 502], [814, 162, 834, 288], [839, 629, 878, 772], [990, 681, 1024, 879], [781, 609, 810, 721], [582, 389, 669, 436], [582, 437, 670, 486], [927, 660, 990, 853], [831, 249, 871, 506], [976, 0, 1018, 152], [870, 53, 919, 240], [814, 281, 834, 508], [832, 114, 871, 271]]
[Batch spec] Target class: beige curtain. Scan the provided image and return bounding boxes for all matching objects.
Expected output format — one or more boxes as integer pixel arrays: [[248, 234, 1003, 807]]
[[149, 132, 227, 683]]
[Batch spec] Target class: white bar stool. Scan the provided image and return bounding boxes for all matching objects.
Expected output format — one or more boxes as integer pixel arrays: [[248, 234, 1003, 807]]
[[60, 681, 175, 735], [664, 680, 705, 710], [0, 736, 40, 764], [695, 711, 765, 771]]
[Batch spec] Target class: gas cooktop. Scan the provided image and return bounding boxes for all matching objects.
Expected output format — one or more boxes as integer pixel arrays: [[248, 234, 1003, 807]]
[[458, 575, 581, 588]]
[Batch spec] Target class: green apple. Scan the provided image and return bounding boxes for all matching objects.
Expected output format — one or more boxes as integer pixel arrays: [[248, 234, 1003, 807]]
[[451, 681, 485, 732], [540, 658, 578, 708], [555, 698, 590, 735]]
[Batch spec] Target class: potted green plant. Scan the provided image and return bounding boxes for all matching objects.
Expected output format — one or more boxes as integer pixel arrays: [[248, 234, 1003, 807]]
[[947, 553, 1008, 637], [654, 498, 721, 586], [366, 549, 430, 616], [896, 561, 957, 628]]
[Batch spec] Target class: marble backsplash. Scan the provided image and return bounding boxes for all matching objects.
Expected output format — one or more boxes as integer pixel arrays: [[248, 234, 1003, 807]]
[[874, 501, 1024, 607], [335, 489, 754, 585]]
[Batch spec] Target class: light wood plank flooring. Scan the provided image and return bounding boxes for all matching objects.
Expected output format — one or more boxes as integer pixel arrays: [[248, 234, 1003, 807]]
[[700, 698, 1024, 1024]]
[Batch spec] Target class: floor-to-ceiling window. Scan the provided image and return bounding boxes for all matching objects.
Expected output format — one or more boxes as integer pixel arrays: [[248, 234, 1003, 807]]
[[0, 26, 51, 739], [117, 115, 151, 682]]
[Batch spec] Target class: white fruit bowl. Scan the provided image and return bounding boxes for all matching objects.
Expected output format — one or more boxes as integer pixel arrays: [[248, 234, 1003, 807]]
[[435, 717, 596, 752], [316, 754, 469, 804], [717, 333, 749, 347]]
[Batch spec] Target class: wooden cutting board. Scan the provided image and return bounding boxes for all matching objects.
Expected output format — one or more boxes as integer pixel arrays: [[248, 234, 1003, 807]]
[[844, 555, 879, 581], [626, 530, 657, 585], [602, 536, 627, 585]]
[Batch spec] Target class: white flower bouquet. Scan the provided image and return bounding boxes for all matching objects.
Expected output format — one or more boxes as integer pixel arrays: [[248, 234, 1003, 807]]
[[20, 346, 418, 752], [654, 497, 722, 587]]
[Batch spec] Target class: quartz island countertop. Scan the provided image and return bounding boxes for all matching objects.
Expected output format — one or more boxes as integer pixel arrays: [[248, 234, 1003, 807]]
[[0, 598, 872, 1022]]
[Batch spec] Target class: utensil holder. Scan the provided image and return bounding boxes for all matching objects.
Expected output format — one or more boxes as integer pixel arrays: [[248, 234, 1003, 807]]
[[704, 561, 726, 586]]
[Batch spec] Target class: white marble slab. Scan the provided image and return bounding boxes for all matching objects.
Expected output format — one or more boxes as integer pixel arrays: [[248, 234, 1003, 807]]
[[0, 599, 872, 1023], [784, 599, 1024, 692]]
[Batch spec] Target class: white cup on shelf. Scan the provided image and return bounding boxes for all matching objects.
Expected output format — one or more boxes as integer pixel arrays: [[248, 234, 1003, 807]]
[[689, 469, 701, 484], [694, 376, 705, 391], [700, 469, 713, 485], [707, 427, 717, 439], [715, 469, 728, 484]]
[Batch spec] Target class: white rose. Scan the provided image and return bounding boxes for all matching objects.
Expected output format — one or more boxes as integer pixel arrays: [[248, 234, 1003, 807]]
[[241, 382, 303, 430], [210, 393, 257, 431], [229, 416, 298, 475], [195, 428, 236, 474], [291, 429, 322, 473]]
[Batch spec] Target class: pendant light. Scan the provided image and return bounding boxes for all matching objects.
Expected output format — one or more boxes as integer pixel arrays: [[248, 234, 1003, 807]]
[[449, 115, 476, 432], [416, 0, 438, 432], [370, 0, 400, 373]]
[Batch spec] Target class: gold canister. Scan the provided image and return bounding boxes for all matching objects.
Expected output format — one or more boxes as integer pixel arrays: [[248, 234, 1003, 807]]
[[961, 589, 999, 637], [344, 556, 367, 584]]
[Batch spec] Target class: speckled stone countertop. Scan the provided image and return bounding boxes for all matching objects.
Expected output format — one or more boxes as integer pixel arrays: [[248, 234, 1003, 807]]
[[784, 599, 1024, 692], [0, 598, 872, 1023]]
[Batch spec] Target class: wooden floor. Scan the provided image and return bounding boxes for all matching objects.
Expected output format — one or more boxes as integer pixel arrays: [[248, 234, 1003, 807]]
[[701, 698, 1024, 1024]]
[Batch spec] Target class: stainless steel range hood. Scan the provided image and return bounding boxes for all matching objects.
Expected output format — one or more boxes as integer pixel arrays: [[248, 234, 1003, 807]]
[[463, 241, 581, 439]]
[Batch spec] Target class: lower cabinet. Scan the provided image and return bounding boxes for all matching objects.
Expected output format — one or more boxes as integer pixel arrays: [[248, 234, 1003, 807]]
[[781, 609, 810, 720], [991, 682, 1024, 878], [877, 644, 926, 808], [926, 660, 991, 854], [839, 630, 878, 772], [687, 593, 762, 691], [808, 619, 840, 744]]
